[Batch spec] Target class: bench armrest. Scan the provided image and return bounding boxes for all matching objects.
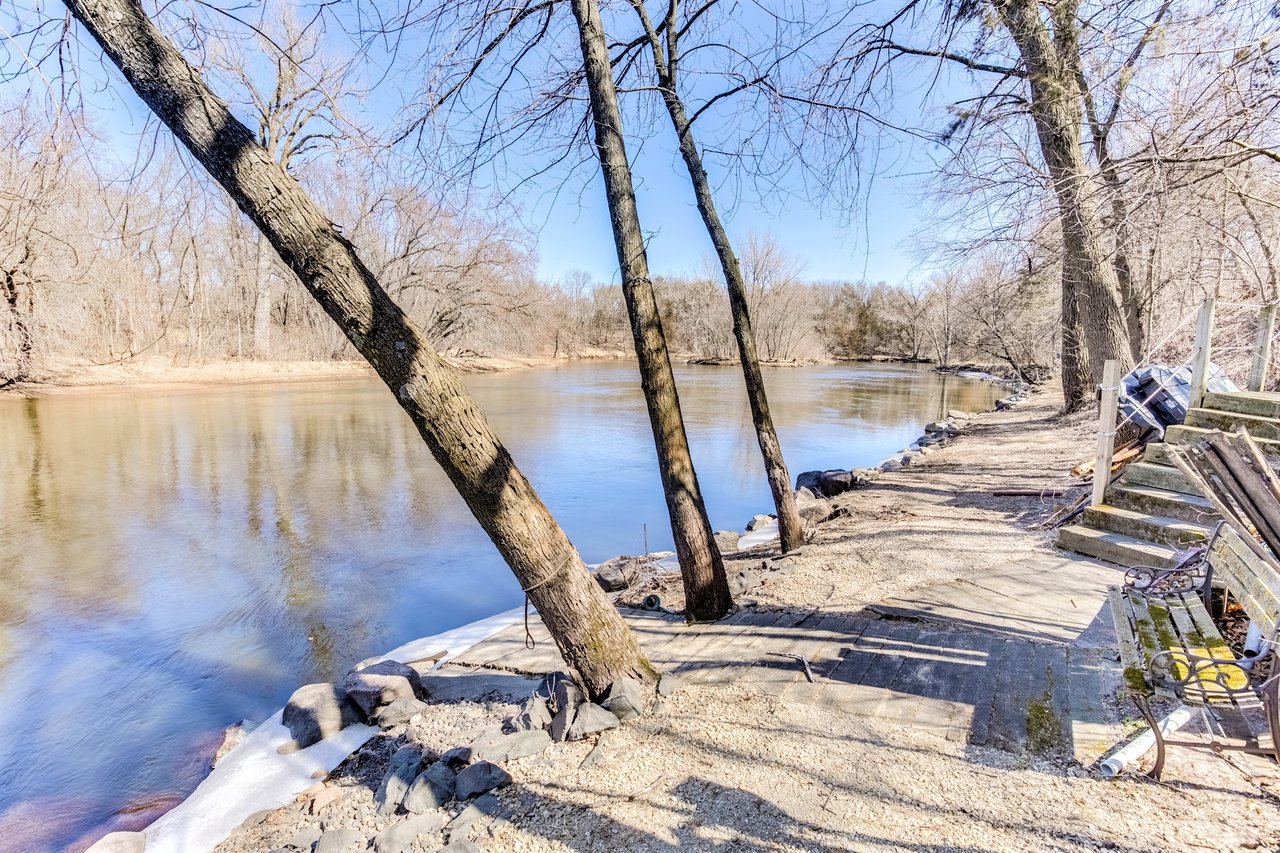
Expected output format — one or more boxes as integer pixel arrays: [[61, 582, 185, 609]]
[[1123, 565, 1202, 596]]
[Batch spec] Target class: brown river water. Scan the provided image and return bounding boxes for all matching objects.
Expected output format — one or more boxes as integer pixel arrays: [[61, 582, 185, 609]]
[[0, 361, 999, 852]]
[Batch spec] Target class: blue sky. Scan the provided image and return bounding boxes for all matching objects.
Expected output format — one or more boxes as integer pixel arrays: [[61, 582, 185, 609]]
[[39, 0, 956, 290], [529, 140, 930, 286]]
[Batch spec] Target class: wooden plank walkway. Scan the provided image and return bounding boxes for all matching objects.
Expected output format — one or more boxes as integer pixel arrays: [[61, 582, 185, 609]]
[[442, 551, 1125, 764]]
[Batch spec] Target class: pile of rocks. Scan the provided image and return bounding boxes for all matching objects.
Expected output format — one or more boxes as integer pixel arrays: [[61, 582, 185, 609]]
[[281, 659, 433, 752], [229, 667, 678, 853]]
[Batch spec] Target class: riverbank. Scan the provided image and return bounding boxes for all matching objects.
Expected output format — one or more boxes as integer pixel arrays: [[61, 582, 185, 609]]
[[0, 354, 614, 397], [111, 386, 1277, 853], [0, 352, 1011, 398]]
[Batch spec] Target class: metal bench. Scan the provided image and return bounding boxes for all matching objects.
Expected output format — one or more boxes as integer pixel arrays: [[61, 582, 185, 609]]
[[1108, 523, 1280, 778]]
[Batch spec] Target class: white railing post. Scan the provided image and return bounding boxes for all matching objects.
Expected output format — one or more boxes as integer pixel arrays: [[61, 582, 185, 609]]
[[1093, 358, 1121, 507], [1249, 302, 1276, 393], [1188, 297, 1216, 410]]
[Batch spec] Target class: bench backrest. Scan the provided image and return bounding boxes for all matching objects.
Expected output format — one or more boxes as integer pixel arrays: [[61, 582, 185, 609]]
[[1208, 524, 1280, 633]]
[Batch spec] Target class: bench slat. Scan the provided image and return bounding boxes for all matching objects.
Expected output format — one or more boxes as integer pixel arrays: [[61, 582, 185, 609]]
[[1108, 586, 1144, 685], [1211, 526, 1280, 629]]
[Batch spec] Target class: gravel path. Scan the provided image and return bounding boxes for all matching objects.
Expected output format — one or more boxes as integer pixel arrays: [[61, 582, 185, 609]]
[[215, 388, 1280, 853]]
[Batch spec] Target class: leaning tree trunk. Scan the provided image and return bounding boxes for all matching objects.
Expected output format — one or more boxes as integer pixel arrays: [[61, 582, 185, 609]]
[[996, 0, 1134, 383], [570, 0, 733, 621], [64, 0, 652, 697], [627, 1, 805, 553]]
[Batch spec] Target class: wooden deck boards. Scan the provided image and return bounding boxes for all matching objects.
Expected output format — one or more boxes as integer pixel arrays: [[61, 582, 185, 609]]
[[443, 551, 1125, 759]]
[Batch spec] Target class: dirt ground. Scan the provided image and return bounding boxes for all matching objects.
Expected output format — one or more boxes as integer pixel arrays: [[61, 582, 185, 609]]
[[217, 388, 1280, 853]]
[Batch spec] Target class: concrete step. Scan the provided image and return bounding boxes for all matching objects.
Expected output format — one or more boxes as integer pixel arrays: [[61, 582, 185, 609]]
[[1161, 424, 1280, 455], [1080, 505, 1213, 548], [1107, 483, 1219, 525], [1203, 391, 1280, 420], [1056, 525, 1181, 569], [1185, 407, 1280, 441], [1118, 461, 1199, 496]]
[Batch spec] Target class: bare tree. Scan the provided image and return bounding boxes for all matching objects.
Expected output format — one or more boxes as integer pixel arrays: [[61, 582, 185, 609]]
[[62, 0, 653, 696], [570, 0, 733, 620]]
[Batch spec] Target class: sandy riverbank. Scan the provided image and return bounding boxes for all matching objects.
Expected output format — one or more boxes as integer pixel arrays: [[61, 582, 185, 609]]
[[0, 353, 638, 398], [165, 386, 1278, 853]]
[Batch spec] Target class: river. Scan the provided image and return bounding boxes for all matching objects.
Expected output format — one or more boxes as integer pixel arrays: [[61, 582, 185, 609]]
[[0, 362, 999, 851]]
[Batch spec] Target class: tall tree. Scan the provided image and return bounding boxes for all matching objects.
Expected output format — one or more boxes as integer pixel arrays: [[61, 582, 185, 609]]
[[624, 0, 805, 551], [62, 0, 653, 697], [570, 0, 733, 621]]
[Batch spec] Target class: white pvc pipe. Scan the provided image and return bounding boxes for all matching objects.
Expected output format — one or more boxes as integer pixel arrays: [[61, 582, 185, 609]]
[[1099, 704, 1196, 778]]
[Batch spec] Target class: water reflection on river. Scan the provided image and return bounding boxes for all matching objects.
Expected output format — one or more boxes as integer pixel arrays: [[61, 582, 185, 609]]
[[0, 362, 998, 851]]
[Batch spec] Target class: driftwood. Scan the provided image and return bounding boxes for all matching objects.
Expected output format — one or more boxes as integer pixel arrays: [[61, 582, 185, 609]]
[[1165, 430, 1280, 570], [993, 488, 1070, 497]]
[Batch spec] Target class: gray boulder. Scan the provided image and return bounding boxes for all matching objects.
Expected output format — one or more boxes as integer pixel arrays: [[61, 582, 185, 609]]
[[510, 696, 552, 732], [713, 530, 741, 552], [503, 729, 552, 761], [373, 812, 447, 853], [745, 514, 774, 531], [594, 556, 642, 592], [794, 470, 823, 492], [473, 729, 551, 763], [549, 704, 573, 742], [374, 696, 429, 728], [403, 761, 456, 813], [314, 828, 364, 853], [343, 660, 424, 722], [817, 469, 854, 497], [455, 760, 512, 799], [375, 744, 425, 815], [438, 745, 473, 768], [600, 677, 645, 722], [567, 703, 620, 740], [280, 682, 362, 751], [548, 672, 584, 718], [795, 497, 832, 525], [657, 673, 684, 696]]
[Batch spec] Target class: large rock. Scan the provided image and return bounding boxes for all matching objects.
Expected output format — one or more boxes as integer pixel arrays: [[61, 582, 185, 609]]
[[817, 469, 854, 497], [343, 660, 424, 722], [600, 677, 645, 722], [212, 719, 256, 768], [593, 556, 642, 592], [549, 705, 573, 742], [455, 761, 512, 799], [403, 762, 456, 813], [373, 812, 447, 853], [794, 470, 823, 492], [280, 683, 362, 751], [745, 514, 773, 531], [314, 828, 364, 853], [473, 729, 551, 763], [375, 744, 425, 815], [510, 696, 552, 732], [657, 673, 684, 696], [566, 703, 620, 740], [795, 497, 832, 525], [374, 696, 430, 728], [713, 530, 741, 552]]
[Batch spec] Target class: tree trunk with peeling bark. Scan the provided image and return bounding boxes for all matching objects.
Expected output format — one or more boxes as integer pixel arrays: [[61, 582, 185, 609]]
[[63, 0, 653, 697], [570, 0, 733, 621]]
